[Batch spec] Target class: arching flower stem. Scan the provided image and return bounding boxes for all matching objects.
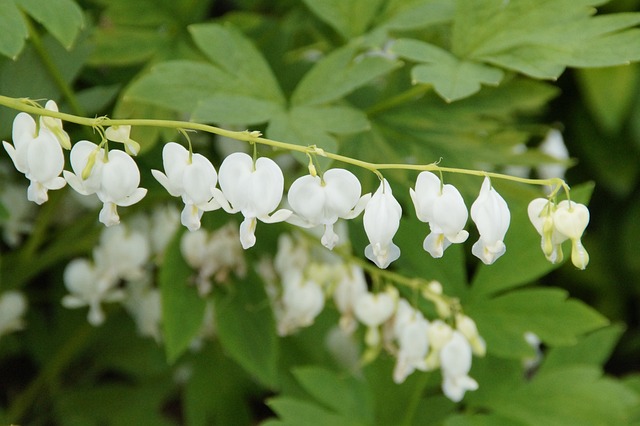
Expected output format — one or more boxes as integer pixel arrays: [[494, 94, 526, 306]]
[[0, 95, 567, 190]]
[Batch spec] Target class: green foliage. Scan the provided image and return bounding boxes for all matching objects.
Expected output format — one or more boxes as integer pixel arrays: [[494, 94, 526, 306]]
[[0, 0, 83, 59], [2, 0, 640, 424]]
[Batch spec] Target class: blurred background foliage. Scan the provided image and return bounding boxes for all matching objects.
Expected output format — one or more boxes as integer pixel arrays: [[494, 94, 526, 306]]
[[1, 0, 640, 424]]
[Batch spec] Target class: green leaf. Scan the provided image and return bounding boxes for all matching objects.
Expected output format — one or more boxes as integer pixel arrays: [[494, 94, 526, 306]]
[[159, 228, 207, 363], [377, 0, 454, 31], [292, 366, 374, 423], [213, 268, 279, 388], [0, 0, 27, 59], [393, 39, 503, 102], [17, 0, 84, 50], [466, 288, 609, 358], [267, 105, 369, 164], [267, 397, 367, 426], [291, 43, 401, 107], [576, 64, 640, 133], [539, 323, 626, 373], [0, 200, 9, 220], [124, 60, 230, 114], [445, 413, 525, 426], [188, 23, 285, 103], [184, 342, 254, 426], [451, 0, 640, 80], [301, 0, 385, 39], [192, 94, 284, 126], [489, 366, 638, 426]]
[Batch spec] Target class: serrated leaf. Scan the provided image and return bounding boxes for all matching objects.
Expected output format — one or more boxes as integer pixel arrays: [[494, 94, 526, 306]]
[[378, 0, 454, 31], [291, 43, 400, 106], [213, 268, 279, 388], [466, 288, 608, 358], [490, 366, 638, 426], [160, 228, 207, 363], [267, 105, 368, 168], [292, 366, 374, 423], [393, 39, 503, 102], [17, 0, 84, 49], [124, 60, 231, 114], [188, 23, 284, 103], [301, 0, 385, 39], [192, 94, 283, 126], [267, 397, 366, 426], [539, 323, 626, 373], [0, 0, 27, 59], [451, 0, 640, 81]]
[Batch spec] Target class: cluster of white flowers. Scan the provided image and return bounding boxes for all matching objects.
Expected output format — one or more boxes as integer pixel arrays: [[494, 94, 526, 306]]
[[2, 107, 591, 270], [259, 232, 486, 401], [61, 207, 179, 336]]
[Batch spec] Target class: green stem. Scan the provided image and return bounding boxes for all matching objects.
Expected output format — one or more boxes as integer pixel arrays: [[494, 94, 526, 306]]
[[6, 323, 94, 422], [0, 95, 564, 190], [23, 17, 85, 117]]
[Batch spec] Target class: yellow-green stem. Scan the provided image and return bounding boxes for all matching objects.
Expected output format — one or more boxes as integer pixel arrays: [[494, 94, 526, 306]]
[[0, 95, 565, 190]]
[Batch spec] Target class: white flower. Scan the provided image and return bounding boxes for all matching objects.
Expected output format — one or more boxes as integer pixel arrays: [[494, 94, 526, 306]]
[[363, 179, 402, 268], [440, 331, 479, 402], [0, 291, 27, 338], [354, 287, 398, 346], [470, 177, 510, 265], [64, 141, 147, 226], [61, 258, 126, 326], [528, 198, 567, 263], [180, 223, 246, 296], [40, 100, 71, 149], [152, 142, 221, 231], [528, 198, 590, 269], [410, 172, 469, 258], [149, 205, 180, 256], [537, 129, 569, 181], [425, 320, 454, 369], [125, 280, 162, 342], [393, 308, 430, 384], [98, 150, 147, 226], [216, 152, 291, 249], [553, 200, 590, 269], [276, 272, 325, 336], [3, 112, 66, 204], [93, 225, 150, 281], [105, 125, 140, 155], [333, 265, 368, 334], [288, 169, 370, 249], [455, 314, 486, 356]]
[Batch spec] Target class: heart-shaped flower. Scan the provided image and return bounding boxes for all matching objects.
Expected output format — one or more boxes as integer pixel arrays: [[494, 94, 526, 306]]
[[363, 179, 402, 269], [470, 178, 510, 265]]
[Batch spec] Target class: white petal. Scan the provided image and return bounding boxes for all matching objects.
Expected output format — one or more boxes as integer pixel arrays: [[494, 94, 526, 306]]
[[354, 290, 396, 328], [162, 142, 189, 194], [239, 217, 257, 249], [553, 201, 589, 240], [99, 202, 120, 226], [27, 132, 65, 184], [411, 171, 440, 222], [363, 180, 402, 267], [99, 150, 142, 203], [183, 154, 218, 206], [181, 203, 203, 231], [218, 152, 254, 210]]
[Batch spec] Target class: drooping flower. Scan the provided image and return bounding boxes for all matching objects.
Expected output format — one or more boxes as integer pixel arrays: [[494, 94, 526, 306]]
[[64, 141, 147, 226], [528, 198, 590, 269], [333, 265, 368, 334], [62, 258, 126, 326], [152, 142, 221, 231], [363, 179, 402, 268], [3, 112, 66, 204], [40, 100, 71, 149], [392, 299, 430, 384], [276, 271, 325, 336], [440, 331, 479, 402], [552, 200, 590, 269], [528, 198, 567, 264], [354, 287, 398, 347], [470, 177, 510, 265], [216, 152, 291, 249], [288, 168, 370, 249], [410, 171, 469, 258], [105, 125, 141, 155]]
